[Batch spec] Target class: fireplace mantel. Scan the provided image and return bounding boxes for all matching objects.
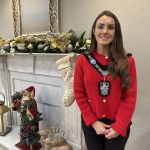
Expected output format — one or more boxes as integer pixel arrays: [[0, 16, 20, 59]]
[[0, 53, 86, 150]]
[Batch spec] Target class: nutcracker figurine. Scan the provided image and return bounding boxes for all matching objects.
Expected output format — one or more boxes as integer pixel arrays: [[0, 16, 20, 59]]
[[11, 86, 42, 150]]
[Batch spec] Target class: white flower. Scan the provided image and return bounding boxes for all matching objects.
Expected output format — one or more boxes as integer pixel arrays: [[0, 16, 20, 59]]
[[86, 39, 91, 44], [10, 41, 16, 47], [28, 44, 33, 49], [80, 45, 86, 50], [0, 48, 6, 53], [44, 46, 49, 51], [17, 43, 25, 50], [75, 41, 79, 48], [10, 48, 16, 53]]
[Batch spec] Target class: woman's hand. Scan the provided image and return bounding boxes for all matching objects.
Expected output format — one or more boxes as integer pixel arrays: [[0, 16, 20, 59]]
[[92, 121, 111, 135], [105, 128, 119, 139]]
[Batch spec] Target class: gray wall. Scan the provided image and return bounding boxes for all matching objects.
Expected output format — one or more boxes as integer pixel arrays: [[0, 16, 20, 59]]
[[0, 0, 14, 38], [0, 0, 150, 149], [60, 0, 150, 150]]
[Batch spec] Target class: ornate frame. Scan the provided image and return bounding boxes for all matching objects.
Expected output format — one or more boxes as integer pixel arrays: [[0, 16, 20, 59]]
[[12, 0, 60, 37]]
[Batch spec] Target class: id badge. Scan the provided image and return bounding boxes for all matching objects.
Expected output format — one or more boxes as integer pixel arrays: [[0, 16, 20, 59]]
[[98, 81, 110, 96]]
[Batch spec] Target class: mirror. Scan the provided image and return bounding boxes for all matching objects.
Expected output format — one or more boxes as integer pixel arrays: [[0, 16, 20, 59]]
[[12, 0, 60, 37]]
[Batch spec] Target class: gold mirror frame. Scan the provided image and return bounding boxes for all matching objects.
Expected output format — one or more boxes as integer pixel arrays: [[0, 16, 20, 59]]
[[12, 0, 60, 37]]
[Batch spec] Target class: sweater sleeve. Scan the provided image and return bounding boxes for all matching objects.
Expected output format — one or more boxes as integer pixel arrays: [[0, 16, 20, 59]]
[[74, 55, 98, 126], [111, 56, 137, 137]]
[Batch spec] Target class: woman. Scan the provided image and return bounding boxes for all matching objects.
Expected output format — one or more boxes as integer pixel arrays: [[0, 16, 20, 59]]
[[74, 10, 137, 150]]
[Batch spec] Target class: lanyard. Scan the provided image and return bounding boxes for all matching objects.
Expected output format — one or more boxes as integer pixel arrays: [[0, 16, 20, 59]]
[[84, 53, 110, 97], [84, 53, 109, 76]]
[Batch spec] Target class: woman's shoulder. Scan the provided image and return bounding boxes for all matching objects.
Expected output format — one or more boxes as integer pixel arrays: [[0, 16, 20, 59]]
[[76, 54, 87, 62], [127, 53, 132, 57], [75, 54, 89, 69], [127, 53, 135, 64]]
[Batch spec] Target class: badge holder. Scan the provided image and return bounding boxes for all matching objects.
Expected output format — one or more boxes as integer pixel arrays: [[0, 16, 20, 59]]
[[84, 54, 111, 97]]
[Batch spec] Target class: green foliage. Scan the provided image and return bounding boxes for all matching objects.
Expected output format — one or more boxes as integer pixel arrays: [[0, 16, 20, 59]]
[[68, 29, 79, 47], [67, 29, 87, 53]]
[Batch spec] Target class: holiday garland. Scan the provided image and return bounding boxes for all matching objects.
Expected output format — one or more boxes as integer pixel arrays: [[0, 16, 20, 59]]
[[0, 30, 91, 54]]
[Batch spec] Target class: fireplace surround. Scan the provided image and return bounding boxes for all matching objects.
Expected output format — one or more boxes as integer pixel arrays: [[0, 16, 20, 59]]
[[0, 53, 86, 150]]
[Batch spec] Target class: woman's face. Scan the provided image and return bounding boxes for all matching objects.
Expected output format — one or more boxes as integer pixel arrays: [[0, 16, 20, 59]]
[[93, 15, 115, 48]]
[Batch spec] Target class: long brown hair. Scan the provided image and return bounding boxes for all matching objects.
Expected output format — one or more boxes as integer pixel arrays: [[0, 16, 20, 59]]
[[90, 10, 130, 89]]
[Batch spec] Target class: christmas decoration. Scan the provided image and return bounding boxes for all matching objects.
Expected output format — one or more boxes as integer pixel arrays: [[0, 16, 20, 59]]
[[56, 53, 78, 107], [11, 86, 43, 150], [0, 92, 12, 135], [67, 29, 87, 53], [39, 122, 72, 150], [0, 30, 90, 54]]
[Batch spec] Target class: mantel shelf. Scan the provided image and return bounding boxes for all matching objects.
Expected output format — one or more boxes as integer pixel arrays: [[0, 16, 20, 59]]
[[0, 53, 74, 56]]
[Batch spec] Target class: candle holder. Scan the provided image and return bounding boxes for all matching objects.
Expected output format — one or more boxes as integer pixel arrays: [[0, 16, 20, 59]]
[[0, 92, 12, 136]]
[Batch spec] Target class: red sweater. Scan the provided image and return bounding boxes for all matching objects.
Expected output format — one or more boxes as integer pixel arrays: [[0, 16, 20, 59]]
[[74, 51, 137, 137]]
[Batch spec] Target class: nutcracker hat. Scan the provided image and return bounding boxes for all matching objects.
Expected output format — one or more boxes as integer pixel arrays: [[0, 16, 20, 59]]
[[25, 86, 35, 98]]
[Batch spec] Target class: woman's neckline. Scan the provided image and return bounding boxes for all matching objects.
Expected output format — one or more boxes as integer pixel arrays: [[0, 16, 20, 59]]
[[93, 50, 108, 59]]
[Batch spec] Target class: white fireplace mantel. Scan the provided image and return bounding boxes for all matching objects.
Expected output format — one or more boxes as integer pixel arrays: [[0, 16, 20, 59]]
[[0, 53, 86, 150]]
